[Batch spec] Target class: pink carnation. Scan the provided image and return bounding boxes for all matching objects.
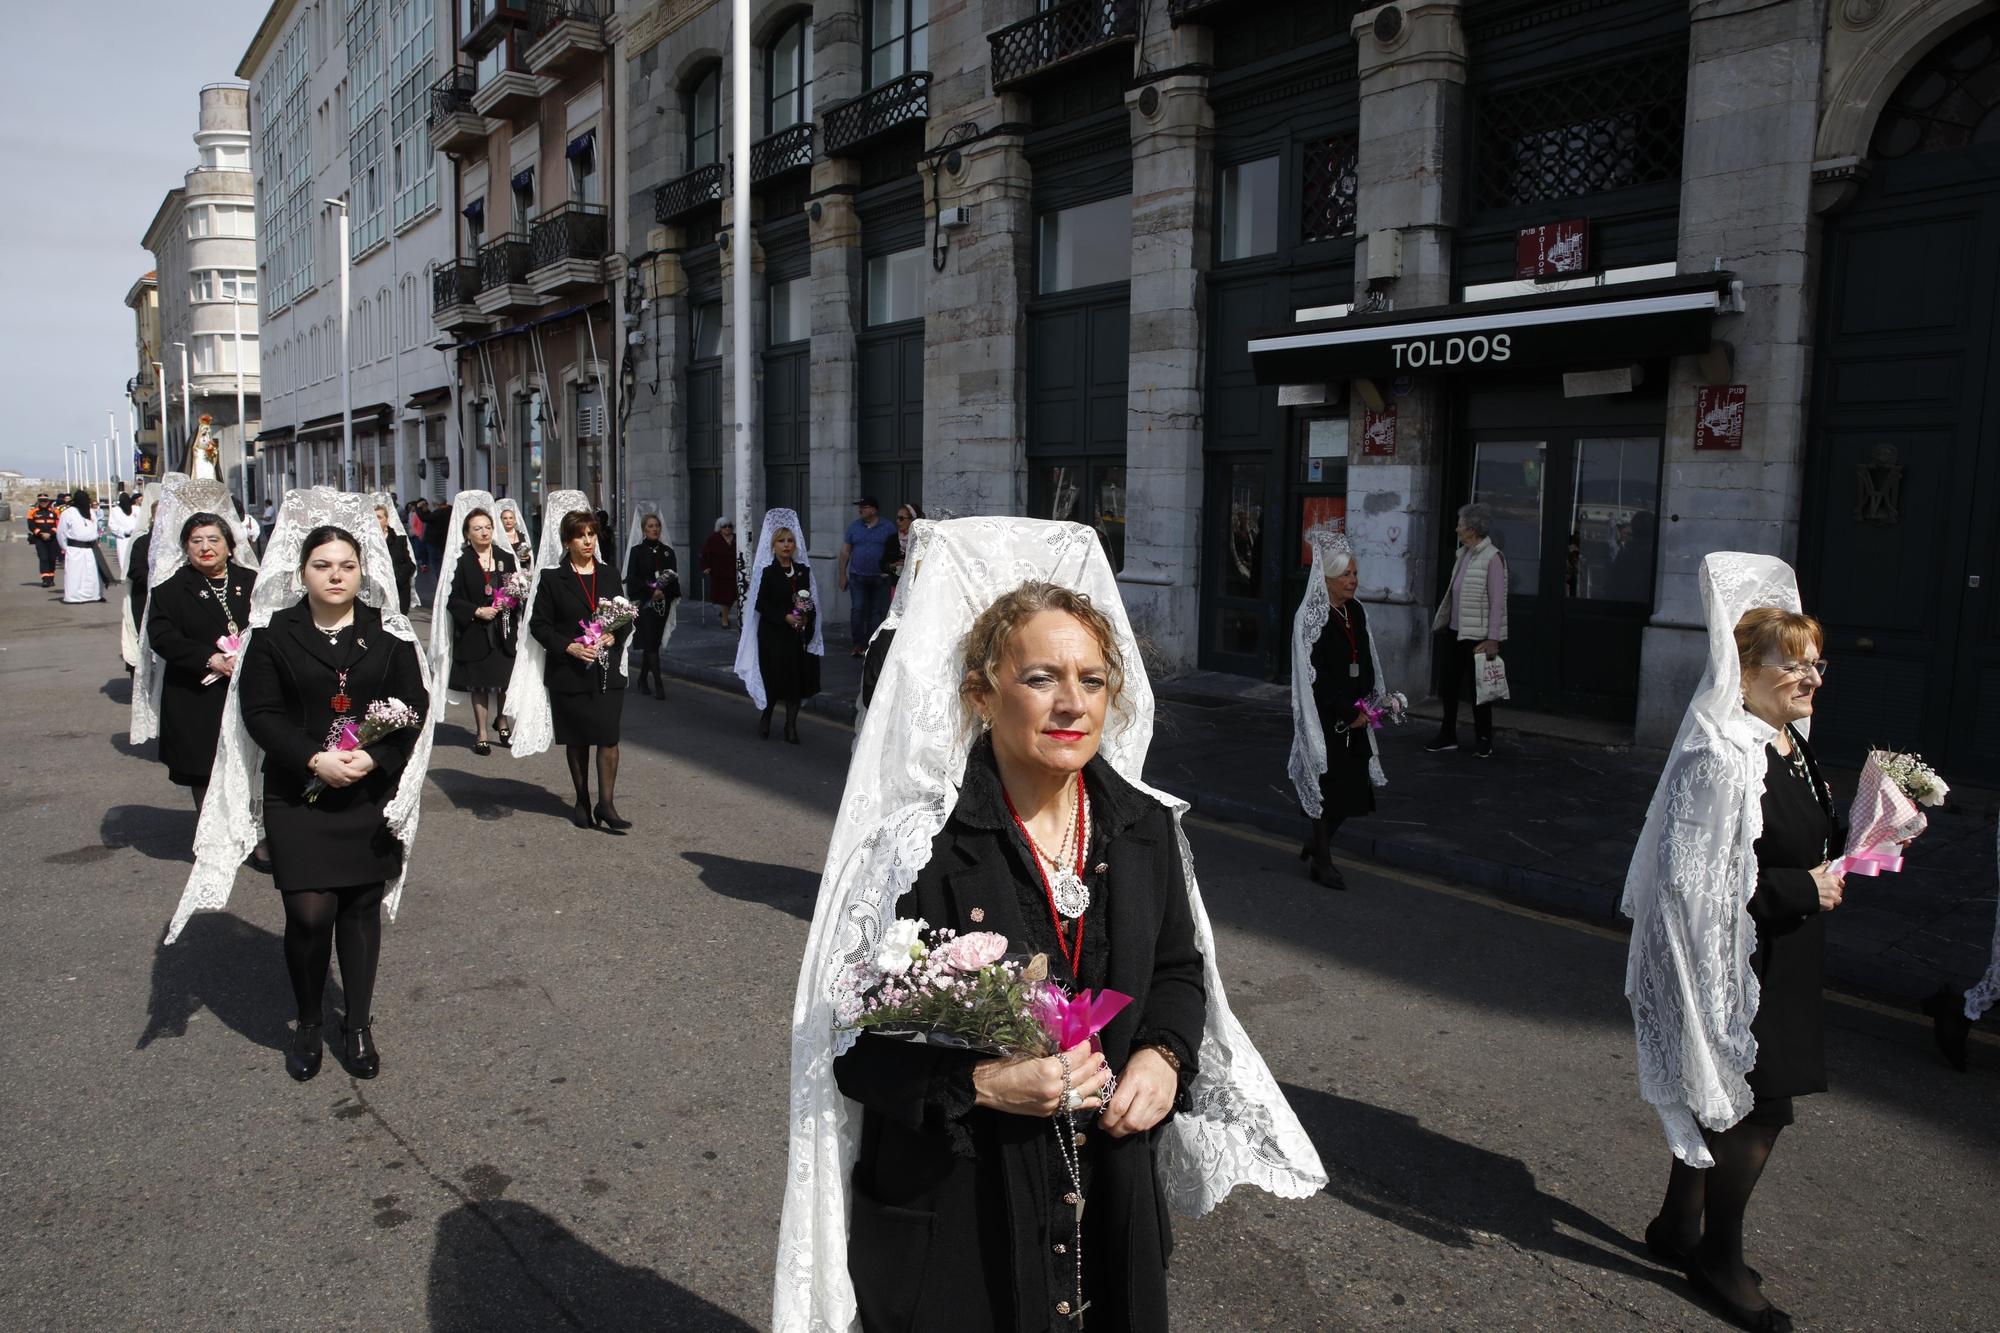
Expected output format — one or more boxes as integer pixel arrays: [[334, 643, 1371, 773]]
[[935, 931, 1008, 974]]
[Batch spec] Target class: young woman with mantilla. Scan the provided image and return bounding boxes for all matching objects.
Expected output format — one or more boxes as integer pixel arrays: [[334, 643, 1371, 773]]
[[624, 510, 679, 701], [733, 509, 823, 744], [237, 525, 427, 1082], [446, 507, 518, 755], [146, 512, 254, 816], [529, 508, 634, 832]]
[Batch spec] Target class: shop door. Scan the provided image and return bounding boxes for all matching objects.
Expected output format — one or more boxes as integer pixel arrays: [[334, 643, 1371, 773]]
[[1803, 149, 2000, 781], [764, 347, 811, 527], [687, 362, 724, 597], [1028, 295, 1128, 569], [859, 324, 924, 517], [1463, 413, 1662, 722]]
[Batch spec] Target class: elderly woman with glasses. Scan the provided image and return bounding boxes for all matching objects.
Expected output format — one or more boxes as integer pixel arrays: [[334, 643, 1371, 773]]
[[1426, 502, 1508, 758]]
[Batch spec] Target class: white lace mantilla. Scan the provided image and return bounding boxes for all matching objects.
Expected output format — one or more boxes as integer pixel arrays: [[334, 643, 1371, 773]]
[[130, 477, 262, 746], [372, 491, 420, 609], [425, 489, 499, 714], [732, 507, 824, 712], [165, 487, 439, 943], [118, 484, 160, 670], [772, 517, 1327, 1333], [1621, 552, 1804, 1165], [627, 500, 679, 657], [1965, 820, 2000, 1022], [504, 490, 593, 759], [1289, 525, 1390, 816]]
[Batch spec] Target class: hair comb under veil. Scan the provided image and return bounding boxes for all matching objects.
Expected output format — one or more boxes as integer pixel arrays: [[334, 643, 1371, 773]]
[[424, 489, 498, 717], [1621, 552, 1804, 1166], [504, 489, 592, 759], [732, 507, 824, 711], [130, 475, 262, 746], [165, 487, 439, 943], [1288, 524, 1394, 815], [772, 516, 1327, 1333]]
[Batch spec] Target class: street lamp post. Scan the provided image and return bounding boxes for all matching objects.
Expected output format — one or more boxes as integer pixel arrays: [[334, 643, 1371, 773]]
[[731, 0, 753, 572], [233, 291, 251, 512], [325, 198, 354, 489], [173, 340, 191, 471], [152, 361, 168, 479]]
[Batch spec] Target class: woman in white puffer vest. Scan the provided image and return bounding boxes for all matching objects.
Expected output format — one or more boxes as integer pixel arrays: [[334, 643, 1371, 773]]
[[1427, 503, 1507, 758]]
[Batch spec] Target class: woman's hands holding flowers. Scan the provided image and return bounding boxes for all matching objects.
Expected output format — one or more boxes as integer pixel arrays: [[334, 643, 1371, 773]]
[[973, 1039, 1110, 1118]]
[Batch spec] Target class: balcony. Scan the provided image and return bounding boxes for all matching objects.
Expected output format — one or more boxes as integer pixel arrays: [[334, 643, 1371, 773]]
[[470, 66, 549, 122], [427, 67, 486, 157], [751, 123, 814, 185], [432, 258, 486, 331], [823, 72, 930, 158], [527, 203, 609, 295], [654, 162, 726, 224], [475, 233, 538, 315], [523, 0, 606, 77], [1167, 0, 1230, 22], [460, 0, 531, 54], [989, 0, 1139, 92]]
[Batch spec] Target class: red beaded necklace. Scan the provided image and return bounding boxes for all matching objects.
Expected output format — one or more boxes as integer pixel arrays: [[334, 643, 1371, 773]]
[[1003, 771, 1089, 976], [571, 560, 598, 614]]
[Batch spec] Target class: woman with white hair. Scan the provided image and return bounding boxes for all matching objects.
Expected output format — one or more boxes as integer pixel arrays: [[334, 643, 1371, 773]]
[[1427, 502, 1507, 758]]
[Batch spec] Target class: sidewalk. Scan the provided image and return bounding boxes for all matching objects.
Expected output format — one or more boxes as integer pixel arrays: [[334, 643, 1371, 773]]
[[655, 613, 1999, 1010]]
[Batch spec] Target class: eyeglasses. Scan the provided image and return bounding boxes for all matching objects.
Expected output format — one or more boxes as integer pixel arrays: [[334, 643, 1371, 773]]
[[1761, 659, 1829, 680]]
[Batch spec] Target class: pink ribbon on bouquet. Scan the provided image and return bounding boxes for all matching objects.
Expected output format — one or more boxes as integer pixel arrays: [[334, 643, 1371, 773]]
[[200, 633, 244, 685], [1354, 698, 1386, 731], [1830, 846, 1903, 877], [336, 719, 362, 751], [1034, 987, 1132, 1052]]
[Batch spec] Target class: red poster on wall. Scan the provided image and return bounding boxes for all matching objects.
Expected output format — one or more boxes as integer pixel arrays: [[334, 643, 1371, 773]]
[[1299, 496, 1346, 567], [1695, 385, 1747, 451], [1361, 406, 1397, 457], [1515, 219, 1590, 280]]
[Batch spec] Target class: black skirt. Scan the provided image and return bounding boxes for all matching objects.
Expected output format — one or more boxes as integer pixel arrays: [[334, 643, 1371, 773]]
[[265, 785, 404, 892], [551, 679, 625, 746], [1311, 604, 1378, 819], [449, 620, 516, 691]]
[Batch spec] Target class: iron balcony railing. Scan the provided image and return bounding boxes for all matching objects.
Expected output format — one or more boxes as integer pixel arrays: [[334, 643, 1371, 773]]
[[823, 71, 931, 157], [524, 0, 605, 45], [461, 0, 530, 53], [1166, 0, 1228, 22], [989, 0, 1139, 91], [654, 161, 726, 223], [426, 65, 478, 129], [751, 123, 815, 183], [432, 258, 482, 313], [528, 202, 609, 270], [478, 233, 534, 291]]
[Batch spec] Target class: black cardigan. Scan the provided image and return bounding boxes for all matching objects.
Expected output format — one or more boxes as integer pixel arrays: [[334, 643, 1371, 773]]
[[529, 561, 633, 695]]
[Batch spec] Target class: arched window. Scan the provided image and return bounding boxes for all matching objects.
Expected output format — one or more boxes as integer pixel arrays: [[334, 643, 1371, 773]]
[[1872, 14, 2000, 159], [689, 64, 722, 169], [768, 15, 814, 133]]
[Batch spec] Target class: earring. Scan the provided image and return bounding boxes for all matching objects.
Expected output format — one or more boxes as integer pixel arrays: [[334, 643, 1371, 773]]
[[980, 713, 992, 732]]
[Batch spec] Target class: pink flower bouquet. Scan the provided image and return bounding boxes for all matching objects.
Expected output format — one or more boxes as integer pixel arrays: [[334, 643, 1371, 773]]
[[201, 633, 244, 686], [304, 696, 421, 802], [1830, 750, 1948, 877]]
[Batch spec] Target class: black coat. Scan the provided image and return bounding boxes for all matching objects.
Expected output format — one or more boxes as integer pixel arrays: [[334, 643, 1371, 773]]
[[1309, 598, 1378, 819], [625, 539, 680, 652], [529, 561, 632, 695], [446, 545, 520, 687], [147, 562, 254, 786], [833, 744, 1207, 1333], [385, 532, 416, 613], [755, 562, 821, 702], [1746, 729, 1838, 1100], [239, 601, 427, 892], [127, 531, 154, 630]]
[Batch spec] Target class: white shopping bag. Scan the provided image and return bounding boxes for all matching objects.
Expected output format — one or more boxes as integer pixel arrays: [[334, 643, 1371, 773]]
[[1474, 653, 1510, 705]]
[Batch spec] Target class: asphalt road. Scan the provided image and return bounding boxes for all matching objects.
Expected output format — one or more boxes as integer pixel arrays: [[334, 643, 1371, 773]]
[[1, 546, 1993, 1332]]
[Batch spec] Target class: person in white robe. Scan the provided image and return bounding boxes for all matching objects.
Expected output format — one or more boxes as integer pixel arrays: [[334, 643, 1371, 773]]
[[57, 490, 104, 603]]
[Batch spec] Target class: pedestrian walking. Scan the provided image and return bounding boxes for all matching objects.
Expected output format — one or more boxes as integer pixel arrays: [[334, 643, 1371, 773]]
[[839, 496, 893, 656], [700, 516, 737, 627], [508, 492, 634, 833], [881, 502, 922, 587], [421, 500, 451, 605], [855, 516, 937, 734], [442, 502, 518, 755], [120, 484, 159, 674], [374, 500, 416, 613], [108, 493, 140, 578], [1426, 502, 1508, 758], [775, 516, 1325, 1333], [167, 489, 436, 1087], [496, 499, 534, 571], [57, 490, 106, 603], [145, 510, 255, 821], [234, 497, 262, 551], [27, 493, 58, 588], [1288, 528, 1398, 890], [624, 509, 679, 701], [734, 508, 822, 744], [1623, 553, 1845, 1333], [1921, 821, 1998, 1071]]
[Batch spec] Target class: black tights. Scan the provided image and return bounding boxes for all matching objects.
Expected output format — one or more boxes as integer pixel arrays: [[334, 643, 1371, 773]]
[[565, 743, 621, 813], [280, 882, 385, 1030], [1655, 1120, 1783, 1309]]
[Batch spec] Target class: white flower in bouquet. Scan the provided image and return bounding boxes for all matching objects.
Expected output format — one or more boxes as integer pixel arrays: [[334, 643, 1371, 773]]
[[1875, 751, 1949, 807], [874, 917, 929, 976]]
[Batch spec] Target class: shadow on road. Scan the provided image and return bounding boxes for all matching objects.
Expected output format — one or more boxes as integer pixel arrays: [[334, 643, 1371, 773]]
[[425, 765, 576, 823], [427, 1200, 755, 1331], [137, 911, 314, 1054], [99, 674, 131, 705], [680, 851, 819, 921], [1282, 1082, 1678, 1290], [100, 803, 196, 863]]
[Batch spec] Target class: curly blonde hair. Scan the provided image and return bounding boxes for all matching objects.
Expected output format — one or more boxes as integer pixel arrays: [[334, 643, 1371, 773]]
[[959, 581, 1127, 716]]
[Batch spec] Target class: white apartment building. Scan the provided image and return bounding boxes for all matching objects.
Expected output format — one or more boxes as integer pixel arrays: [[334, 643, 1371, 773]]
[[141, 84, 262, 501], [242, 0, 456, 502]]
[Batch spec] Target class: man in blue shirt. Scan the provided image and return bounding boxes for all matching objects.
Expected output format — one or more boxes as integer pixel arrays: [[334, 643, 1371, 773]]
[[840, 496, 894, 656]]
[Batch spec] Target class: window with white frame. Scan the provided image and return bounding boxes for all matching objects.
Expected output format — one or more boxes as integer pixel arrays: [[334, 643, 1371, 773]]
[[567, 129, 599, 205], [866, 247, 925, 325], [348, 0, 388, 255], [190, 269, 260, 303], [202, 142, 251, 170], [192, 331, 260, 376], [768, 16, 814, 133], [389, 0, 437, 231], [868, 0, 929, 88], [689, 66, 721, 170]]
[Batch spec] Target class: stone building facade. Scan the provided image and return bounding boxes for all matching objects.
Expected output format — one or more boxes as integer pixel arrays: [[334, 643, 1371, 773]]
[[600, 0, 1998, 780], [141, 84, 264, 502], [123, 273, 164, 478], [241, 0, 455, 502]]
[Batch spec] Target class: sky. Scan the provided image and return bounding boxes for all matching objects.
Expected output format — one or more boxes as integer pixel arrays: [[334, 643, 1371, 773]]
[[0, 0, 270, 484]]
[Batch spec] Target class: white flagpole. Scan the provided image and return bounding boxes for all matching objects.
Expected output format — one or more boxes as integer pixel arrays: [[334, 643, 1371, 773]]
[[731, 0, 752, 596]]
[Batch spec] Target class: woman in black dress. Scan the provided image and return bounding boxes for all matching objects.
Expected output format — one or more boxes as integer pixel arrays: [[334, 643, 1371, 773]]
[[445, 508, 518, 755], [754, 524, 820, 744], [529, 509, 634, 832], [146, 512, 254, 813], [238, 524, 427, 1083], [624, 511, 678, 700], [375, 502, 416, 613]]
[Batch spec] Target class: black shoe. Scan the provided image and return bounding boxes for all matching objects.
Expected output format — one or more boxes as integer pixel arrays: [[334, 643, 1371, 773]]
[[652, 674, 667, 700], [1423, 733, 1459, 753], [1685, 1261, 1790, 1332], [342, 1024, 380, 1079], [1474, 739, 1494, 759], [494, 725, 512, 748], [759, 708, 773, 740], [636, 676, 652, 698], [784, 720, 801, 745], [1922, 987, 1972, 1072], [571, 800, 594, 829], [287, 1023, 323, 1082], [245, 851, 274, 875], [594, 802, 632, 833], [473, 740, 492, 756], [1646, 1219, 1759, 1285]]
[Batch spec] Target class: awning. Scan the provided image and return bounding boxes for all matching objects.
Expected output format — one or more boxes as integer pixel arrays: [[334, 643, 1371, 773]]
[[462, 198, 485, 225], [405, 386, 452, 410], [511, 166, 535, 192], [298, 404, 393, 438], [254, 425, 295, 443], [1248, 272, 1736, 385], [566, 130, 595, 160]]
